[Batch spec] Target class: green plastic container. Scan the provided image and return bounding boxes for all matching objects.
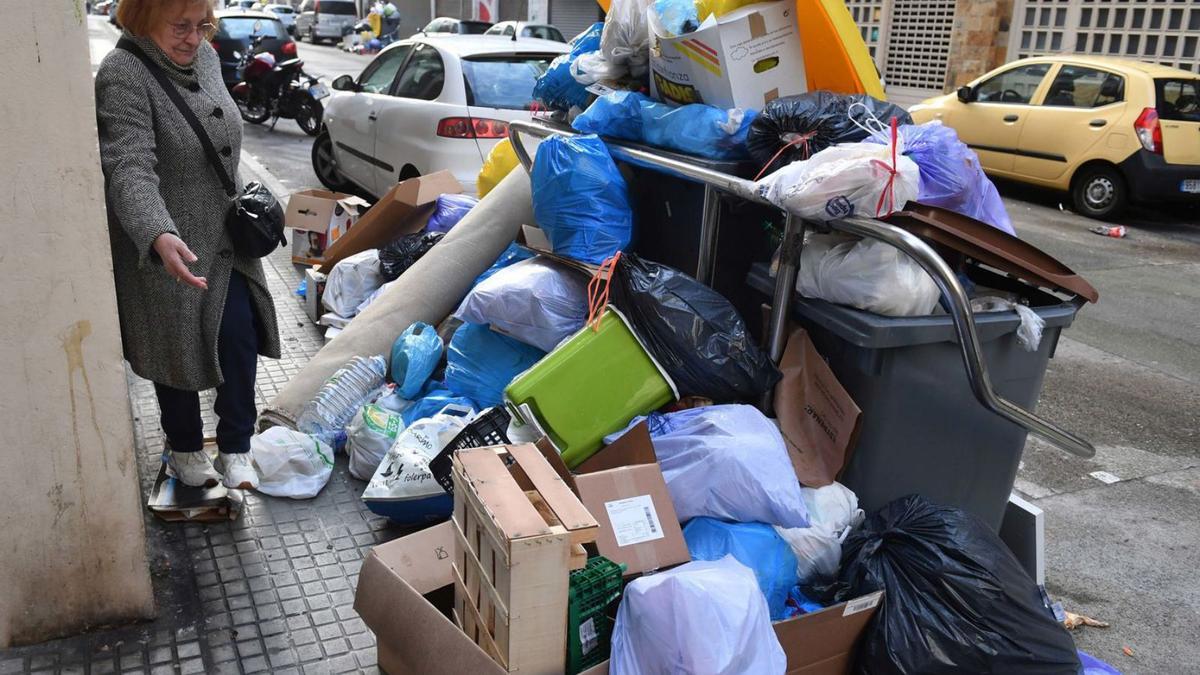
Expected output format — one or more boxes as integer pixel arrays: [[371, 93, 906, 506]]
[[567, 556, 626, 675], [505, 308, 678, 469]]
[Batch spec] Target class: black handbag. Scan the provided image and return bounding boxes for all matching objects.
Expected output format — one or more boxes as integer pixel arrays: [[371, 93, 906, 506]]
[[117, 39, 286, 259]]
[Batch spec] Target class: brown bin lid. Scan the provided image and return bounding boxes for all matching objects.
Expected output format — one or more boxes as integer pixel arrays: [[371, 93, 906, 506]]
[[885, 202, 1099, 303]]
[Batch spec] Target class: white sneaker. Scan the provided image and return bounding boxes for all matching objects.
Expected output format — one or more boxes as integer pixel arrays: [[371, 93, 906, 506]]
[[166, 448, 222, 488], [217, 452, 259, 490]]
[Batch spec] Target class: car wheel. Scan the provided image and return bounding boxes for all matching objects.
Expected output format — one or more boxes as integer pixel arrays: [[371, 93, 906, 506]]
[[312, 131, 350, 191], [1071, 164, 1126, 220]]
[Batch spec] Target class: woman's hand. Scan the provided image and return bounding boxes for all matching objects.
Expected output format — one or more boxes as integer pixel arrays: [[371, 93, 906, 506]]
[[153, 233, 208, 290]]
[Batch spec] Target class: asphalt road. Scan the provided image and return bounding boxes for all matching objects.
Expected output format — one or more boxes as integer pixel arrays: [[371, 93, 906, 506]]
[[89, 17, 1200, 673]]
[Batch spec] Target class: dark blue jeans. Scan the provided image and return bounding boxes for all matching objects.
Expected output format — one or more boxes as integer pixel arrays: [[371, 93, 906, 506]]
[[155, 271, 259, 454]]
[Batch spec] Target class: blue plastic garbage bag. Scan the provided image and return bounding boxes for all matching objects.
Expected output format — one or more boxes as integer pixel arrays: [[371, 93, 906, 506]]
[[684, 517, 799, 620], [654, 0, 701, 36], [400, 381, 476, 427], [472, 241, 535, 288], [868, 122, 1015, 236], [531, 134, 633, 265], [606, 405, 809, 528], [390, 322, 443, 399], [426, 193, 479, 234], [573, 90, 757, 160], [1078, 651, 1121, 675], [444, 323, 546, 409], [532, 23, 603, 111], [781, 586, 825, 618]]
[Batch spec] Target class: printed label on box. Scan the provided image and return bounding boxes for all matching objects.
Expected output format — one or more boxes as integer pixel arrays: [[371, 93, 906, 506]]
[[579, 617, 598, 655], [842, 591, 883, 616], [605, 495, 665, 547]]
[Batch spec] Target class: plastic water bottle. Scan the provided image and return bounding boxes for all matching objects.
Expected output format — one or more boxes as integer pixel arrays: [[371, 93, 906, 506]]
[[298, 355, 388, 446]]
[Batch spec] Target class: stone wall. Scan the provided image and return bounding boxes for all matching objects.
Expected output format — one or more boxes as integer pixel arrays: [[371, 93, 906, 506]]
[[946, 0, 1015, 89]]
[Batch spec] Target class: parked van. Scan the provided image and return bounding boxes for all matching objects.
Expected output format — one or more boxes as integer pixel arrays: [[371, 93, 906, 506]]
[[294, 0, 358, 44]]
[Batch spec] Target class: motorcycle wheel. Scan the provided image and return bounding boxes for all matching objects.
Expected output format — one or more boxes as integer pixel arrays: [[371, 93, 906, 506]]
[[296, 98, 322, 136], [238, 93, 271, 125]]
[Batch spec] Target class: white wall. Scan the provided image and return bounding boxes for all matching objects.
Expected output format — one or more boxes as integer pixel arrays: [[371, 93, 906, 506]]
[[0, 0, 154, 647]]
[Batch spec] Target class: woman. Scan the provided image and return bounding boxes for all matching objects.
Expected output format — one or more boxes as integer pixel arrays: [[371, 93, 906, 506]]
[[96, 0, 281, 490]]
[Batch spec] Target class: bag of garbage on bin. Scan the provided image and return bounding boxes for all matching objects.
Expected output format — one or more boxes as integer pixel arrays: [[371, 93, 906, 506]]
[[444, 322, 547, 409], [867, 121, 1015, 235], [684, 517, 799, 620], [532, 23, 603, 112], [390, 321, 443, 399], [611, 556, 787, 675], [425, 193, 479, 234], [378, 231, 445, 282], [362, 406, 475, 524], [608, 405, 808, 527], [476, 138, 520, 198], [796, 232, 940, 317], [323, 249, 385, 318], [531, 134, 633, 265], [837, 494, 1081, 675], [400, 381, 476, 427], [598, 0, 652, 79], [775, 482, 864, 582], [455, 258, 588, 352], [610, 253, 779, 402], [572, 90, 757, 161], [346, 403, 404, 480], [746, 91, 912, 176], [250, 427, 335, 499], [756, 140, 921, 221]]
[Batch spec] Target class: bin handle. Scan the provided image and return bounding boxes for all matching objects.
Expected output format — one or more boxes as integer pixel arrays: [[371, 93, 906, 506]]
[[507, 120, 1096, 459]]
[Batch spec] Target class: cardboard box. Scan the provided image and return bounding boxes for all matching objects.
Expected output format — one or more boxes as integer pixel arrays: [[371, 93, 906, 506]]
[[355, 523, 882, 675], [316, 170, 462, 274], [285, 189, 369, 265], [303, 268, 327, 324], [648, 0, 806, 110], [571, 422, 691, 577]]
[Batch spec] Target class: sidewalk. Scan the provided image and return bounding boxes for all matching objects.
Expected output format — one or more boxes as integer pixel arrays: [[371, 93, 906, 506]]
[[0, 160, 390, 674]]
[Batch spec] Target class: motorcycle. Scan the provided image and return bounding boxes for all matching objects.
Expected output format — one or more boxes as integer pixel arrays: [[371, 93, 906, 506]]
[[231, 36, 327, 136]]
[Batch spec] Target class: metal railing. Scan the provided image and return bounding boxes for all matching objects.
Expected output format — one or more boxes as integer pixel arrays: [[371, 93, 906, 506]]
[[508, 119, 1095, 459]]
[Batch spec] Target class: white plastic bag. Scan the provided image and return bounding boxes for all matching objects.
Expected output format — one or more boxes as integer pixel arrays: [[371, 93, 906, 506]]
[[607, 405, 809, 528], [250, 427, 334, 499], [797, 233, 941, 316], [756, 142, 920, 221], [775, 482, 865, 582], [454, 258, 588, 352], [346, 403, 404, 480], [323, 249, 384, 318], [361, 406, 474, 502], [972, 296, 1045, 352], [599, 0, 653, 78], [611, 556, 787, 675]]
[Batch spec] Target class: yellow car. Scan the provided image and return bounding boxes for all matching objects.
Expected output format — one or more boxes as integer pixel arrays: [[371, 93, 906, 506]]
[[910, 56, 1200, 219]]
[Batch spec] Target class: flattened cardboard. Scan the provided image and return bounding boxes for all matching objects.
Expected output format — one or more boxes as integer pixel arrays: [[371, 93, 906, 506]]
[[774, 327, 862, 487], [286, 189, 368, 265], [572, 422, 690, 577], [147, 443, 243, 522], [316, 171, 461, 274]]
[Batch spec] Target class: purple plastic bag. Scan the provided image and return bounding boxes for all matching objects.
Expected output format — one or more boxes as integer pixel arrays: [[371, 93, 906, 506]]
[[426, 193, 479, 234]]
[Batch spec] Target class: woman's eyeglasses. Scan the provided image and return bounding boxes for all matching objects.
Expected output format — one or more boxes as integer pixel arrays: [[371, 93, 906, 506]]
[[169, 21, 216, 39]]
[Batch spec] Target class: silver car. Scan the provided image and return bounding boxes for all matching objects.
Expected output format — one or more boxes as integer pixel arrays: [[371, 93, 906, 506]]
[[263, 3, 297, 33], [294, 0, 358, 44]]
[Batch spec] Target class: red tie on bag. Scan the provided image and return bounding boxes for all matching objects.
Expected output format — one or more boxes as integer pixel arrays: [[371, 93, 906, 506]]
[[871, 116, 900, 218], [586, 251, 622, 331], [753, 130, 819, 182]]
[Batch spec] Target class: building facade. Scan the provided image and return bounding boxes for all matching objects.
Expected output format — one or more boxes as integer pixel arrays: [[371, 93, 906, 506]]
[[848, 0, 1200, 106]]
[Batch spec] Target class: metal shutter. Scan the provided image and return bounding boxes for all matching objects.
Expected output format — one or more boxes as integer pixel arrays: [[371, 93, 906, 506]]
[[550, 0, 600, 41], [881, 0, 956, 100]]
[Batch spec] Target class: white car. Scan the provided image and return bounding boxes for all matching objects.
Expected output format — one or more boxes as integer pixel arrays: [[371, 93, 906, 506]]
[[313, 35, 568, 197], [262, 3, 296, 33], [484, 21, 565, 42]]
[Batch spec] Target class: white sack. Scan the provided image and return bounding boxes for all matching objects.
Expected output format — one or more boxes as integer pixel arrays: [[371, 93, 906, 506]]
[[346, 403, 405, 480], [454, 258, 588, 352], [250, 427, 334, 499], [756, 142, 920, 222], [797, 233, 941, 316], [361, 407, 473, 502], [323, 249, 385, 318], [775, 482, 865, 582]]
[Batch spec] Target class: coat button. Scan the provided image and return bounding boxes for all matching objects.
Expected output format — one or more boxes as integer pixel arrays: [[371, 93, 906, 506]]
[[187, 82, 201, 92], [212, 107, 224, 118], [220, 146, 232, 157]]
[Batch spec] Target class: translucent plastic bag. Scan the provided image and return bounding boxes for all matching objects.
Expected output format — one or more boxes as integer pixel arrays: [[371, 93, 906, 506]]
[[390, 321, 443, 399], [531, 134, 632, 265], [444, 323, 546, 409], [400, 381, 476, 427], [426, 193, 478, 234], [250, 427, 334, 499], [756, 141, 921, 221], [774, 482, 864, 582], [611, 556, 787, 675], [455, 258, 588, 352], [346, 403, 403, 480], [652, 0, 700, 36], [323, 249, 384, 318], [472, 241, 535, 288], [684, 518, 799, 620], [797, 233, 940, 316], [476, 139, 519, 198], [607, 405, 809, 528], [572, 90, 757, 161], [599, 0, 653, 78]]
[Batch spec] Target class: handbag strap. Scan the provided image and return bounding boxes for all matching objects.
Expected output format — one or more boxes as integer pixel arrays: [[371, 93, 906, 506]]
[[117, 38, 237, 198]]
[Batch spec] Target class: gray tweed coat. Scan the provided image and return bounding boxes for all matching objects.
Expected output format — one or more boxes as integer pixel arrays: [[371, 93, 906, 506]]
[[96, 35, 281, 391]]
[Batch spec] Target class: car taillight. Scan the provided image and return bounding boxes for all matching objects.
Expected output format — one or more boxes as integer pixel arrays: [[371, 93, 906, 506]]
[[282, 41, 297, 56], [1134, 107, 1163, 154], [437, 117, 509, 139]]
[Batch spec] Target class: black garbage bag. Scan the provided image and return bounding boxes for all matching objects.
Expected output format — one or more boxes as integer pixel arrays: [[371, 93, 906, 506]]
[[610, 253, 780, 402], [378, 231, 445, 281], [837, 495, 1080, 675], [746, 91, 913, 176]]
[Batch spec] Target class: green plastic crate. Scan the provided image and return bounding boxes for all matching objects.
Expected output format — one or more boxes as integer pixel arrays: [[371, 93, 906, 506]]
[[567, 556, 626, 674], [504, 308, 678, 469]]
